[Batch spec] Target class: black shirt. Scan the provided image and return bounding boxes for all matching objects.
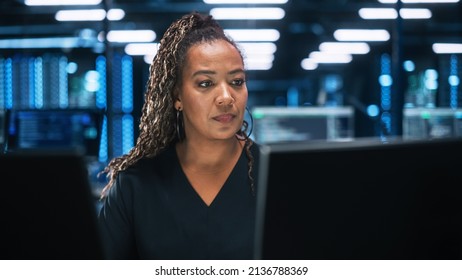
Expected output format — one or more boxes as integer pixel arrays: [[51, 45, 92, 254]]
[[98, 143, 259, 259]]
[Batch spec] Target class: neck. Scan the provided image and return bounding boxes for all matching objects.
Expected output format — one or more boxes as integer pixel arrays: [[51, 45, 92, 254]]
[[176, 138, 244, 173]]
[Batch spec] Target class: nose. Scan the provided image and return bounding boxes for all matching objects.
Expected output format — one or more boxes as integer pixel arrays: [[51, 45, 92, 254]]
[[216, 84, 235, 106]]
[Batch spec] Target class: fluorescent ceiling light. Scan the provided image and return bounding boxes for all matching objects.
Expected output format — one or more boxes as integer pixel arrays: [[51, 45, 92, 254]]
[[359, 8, 398, 19], [333, 29, 390, 41], [107, 9, 125, 21], [319, 42, 370, 54], [0, 37, 96, 49], [210, 8, 285, 20], [56, 9, 125, 21], [238, 42, 277, 55], [204, 0, 288, 3], [358, 8, 432, 19], [124, 43, 159, 56], [107, 30, 156, 43], [144, 55, 155, 64], [432, 43, 462, 53], [56, 9, 105, 21], [245, 61, 273, 70], [301, 58, 318, 70], [25, 0, 102, 5], [308, 51, 353, 63], [245, 54, 275, 62], [400, 8, 432, 19], [359, 8, 431, 19], [224, 29, 280, 42], [378, 0, 458, 3]]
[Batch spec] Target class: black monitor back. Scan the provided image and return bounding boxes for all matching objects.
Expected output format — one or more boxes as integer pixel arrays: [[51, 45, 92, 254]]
[[254, 137, 462, 260], [0, 151, 105, 259]]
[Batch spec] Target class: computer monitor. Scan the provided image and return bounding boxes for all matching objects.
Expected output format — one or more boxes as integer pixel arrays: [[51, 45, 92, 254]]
[[0, 151, 105, 259], [251, 106, 354, 144], [254, 137, 462, 260], [6, 108, 104, 159]]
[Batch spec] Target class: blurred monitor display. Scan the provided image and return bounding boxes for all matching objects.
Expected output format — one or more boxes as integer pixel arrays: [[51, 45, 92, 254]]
[[251, 106, 354, 144], [403, 107, 462, 140], [6, 108, 104, 158]]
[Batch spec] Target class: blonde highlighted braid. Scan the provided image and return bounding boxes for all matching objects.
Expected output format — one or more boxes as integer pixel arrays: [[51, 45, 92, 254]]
[[99, 11, 255, 199]]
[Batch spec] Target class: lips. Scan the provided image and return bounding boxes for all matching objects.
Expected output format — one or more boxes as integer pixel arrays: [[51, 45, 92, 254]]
[[213, 114, 235, 123]]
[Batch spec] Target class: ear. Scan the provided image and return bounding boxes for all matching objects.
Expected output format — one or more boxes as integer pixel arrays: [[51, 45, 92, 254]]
[[174, 98, 182, 111], [173, 87, 182, 110]]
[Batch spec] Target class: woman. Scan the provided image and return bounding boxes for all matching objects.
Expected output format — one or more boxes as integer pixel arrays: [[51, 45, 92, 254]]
[[97, 11, 259, 260]]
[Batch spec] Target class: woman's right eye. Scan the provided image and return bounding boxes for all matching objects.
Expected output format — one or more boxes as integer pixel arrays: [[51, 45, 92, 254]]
[[198, 80, 213, 88]]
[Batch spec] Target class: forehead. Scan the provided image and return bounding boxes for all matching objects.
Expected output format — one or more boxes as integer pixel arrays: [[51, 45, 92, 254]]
[[185, 39, 243, 68]]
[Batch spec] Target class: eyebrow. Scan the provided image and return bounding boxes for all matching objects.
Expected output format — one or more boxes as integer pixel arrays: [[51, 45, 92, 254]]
[[191, 68, 245, 78]]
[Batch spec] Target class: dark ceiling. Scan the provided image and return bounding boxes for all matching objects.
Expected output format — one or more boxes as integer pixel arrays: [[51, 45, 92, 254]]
[[1, 0, 461, 87]]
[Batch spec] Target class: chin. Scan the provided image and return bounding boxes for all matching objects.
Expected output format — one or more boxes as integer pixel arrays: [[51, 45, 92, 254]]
[[213, 132, 239, 141]]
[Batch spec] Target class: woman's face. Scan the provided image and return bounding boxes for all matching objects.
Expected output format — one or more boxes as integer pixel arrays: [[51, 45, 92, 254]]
[[175, 39, 248, 142]]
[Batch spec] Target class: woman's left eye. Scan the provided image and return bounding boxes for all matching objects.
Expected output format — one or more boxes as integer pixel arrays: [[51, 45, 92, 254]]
[[232, 79, 245, 86]]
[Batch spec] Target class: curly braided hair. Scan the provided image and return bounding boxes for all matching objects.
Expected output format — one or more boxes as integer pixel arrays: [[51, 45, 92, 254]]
[[99, 11, 255, 199]]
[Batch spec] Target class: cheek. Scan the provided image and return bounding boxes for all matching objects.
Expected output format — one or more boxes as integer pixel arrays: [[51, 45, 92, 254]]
[[182, 95, 210, 122], [237, 92, 248, 107]]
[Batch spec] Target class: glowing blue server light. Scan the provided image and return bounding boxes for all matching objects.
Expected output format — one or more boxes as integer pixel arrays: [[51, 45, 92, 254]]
[[95, 55, 108, 162], [34, 57, 44, 108], [99, 115, 108, 163], [121, 55, 134, 154], [5, 58, 13, 109], [449, 55, 459, 109], [95, 55, 107, 109], [122, 114, 134, 154], [121, 55, 133, 113], [379, 53, 392, 135], [109, 54, 134, 158], [58, 56, 68, 108], [28, 57, 35, 108]]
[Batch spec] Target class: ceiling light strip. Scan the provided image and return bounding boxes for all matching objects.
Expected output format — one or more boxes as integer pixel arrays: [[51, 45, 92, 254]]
[[25, 0, 102, 5], [333, 29, 391, 41], [319, 42, 370, 54], [432, 43, 462, 53], [124, 43, 159, 56], [106, 30, 156, 43], [204, 0, 288, 4], [224, 29, 280, 42], [378, 0, 459, 3], [359, 8, 431, 19], [210, 8, 285, 20], [55, 9, 125, 22]]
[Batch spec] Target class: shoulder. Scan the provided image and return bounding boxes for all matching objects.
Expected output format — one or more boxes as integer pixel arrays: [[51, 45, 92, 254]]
[[105, 145, 177, 199], [115, 145, 177, 187], [124, 145, 175, 174]]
